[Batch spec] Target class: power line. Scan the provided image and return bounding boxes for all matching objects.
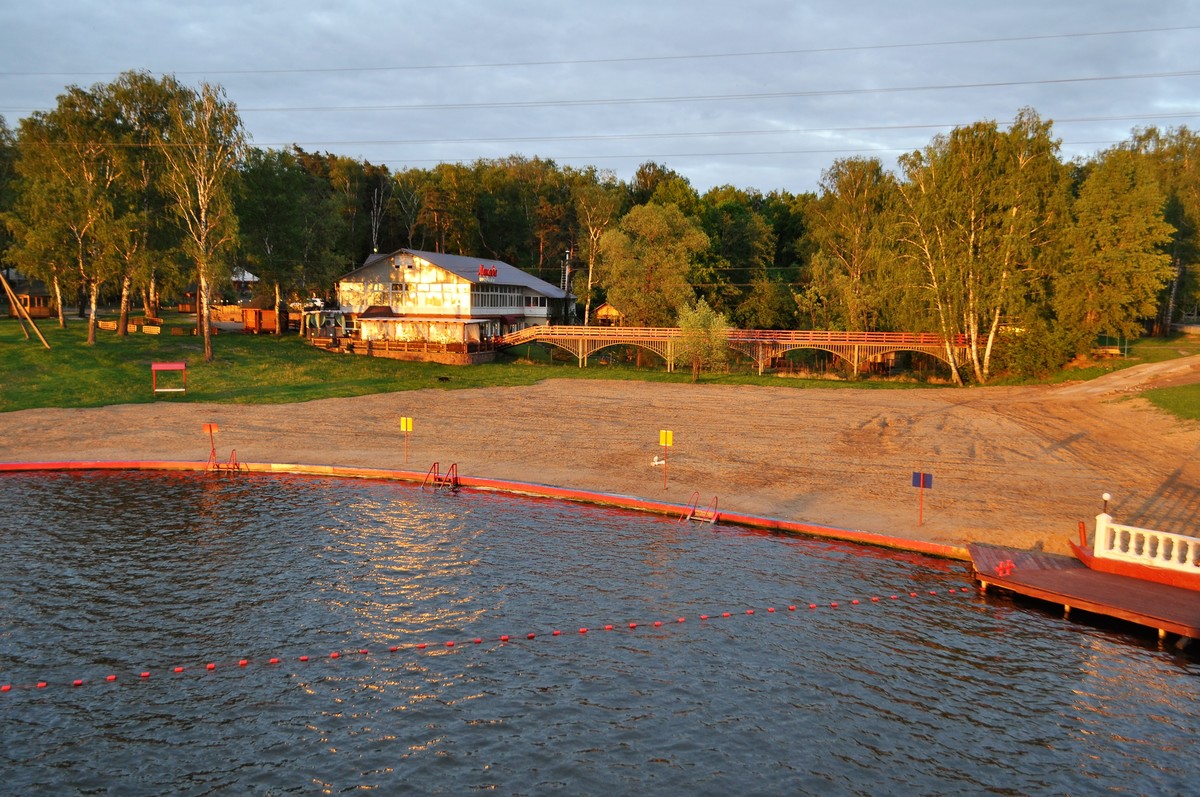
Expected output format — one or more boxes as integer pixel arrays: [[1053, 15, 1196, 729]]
[[226, 70, 1200, 115], [2, 25, 1196, 78]]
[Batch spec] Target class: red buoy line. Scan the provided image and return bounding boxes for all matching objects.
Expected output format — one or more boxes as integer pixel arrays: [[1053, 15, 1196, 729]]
[[0, 587, 975, 695]]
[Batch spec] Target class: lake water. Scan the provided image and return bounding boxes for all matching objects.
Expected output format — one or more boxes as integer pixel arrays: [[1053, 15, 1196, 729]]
[[1, 471, 1196, 795]]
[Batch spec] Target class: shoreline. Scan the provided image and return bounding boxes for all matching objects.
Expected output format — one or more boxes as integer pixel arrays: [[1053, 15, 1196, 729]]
[[1, 361, 1198, 558], [0, 458, 970, 560]]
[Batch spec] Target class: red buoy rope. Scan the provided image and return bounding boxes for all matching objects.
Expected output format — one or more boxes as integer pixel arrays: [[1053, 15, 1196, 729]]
[[0, 587, 976, 694]]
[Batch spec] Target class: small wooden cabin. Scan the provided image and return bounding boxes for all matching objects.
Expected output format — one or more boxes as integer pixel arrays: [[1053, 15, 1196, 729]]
[[4, 273, 52, 319]]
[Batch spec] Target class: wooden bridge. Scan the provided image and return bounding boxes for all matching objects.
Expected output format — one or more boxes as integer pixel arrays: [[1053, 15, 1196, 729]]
[[498, 325, 969, 374]]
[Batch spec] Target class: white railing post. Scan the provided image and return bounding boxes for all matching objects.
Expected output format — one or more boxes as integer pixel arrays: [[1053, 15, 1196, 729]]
[[1094, 512, 1112, 557]]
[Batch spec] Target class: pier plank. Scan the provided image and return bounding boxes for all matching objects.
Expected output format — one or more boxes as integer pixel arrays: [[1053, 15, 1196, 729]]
[[968, 543, 1200, 640]]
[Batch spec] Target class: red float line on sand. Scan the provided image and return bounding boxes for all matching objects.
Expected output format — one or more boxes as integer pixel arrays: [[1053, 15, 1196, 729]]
[[0, 588, 975, 694]]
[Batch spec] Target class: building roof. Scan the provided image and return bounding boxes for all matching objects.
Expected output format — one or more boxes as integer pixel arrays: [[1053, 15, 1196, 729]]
[[340, 249, 567, 300]]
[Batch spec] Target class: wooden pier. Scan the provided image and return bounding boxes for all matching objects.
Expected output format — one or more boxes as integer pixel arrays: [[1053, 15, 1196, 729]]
[[969, 543, 1200, 644]]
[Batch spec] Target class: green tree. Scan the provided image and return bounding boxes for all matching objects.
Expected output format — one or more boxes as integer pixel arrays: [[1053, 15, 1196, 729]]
[[1125, 127, 1200, 331], [12, 85, 124, 343], [675, 298, 730, 382], [806, 157, 898, 331], [1054, 147, 1175, 349], [237, 147, 339, 332], [571, 170, 622, 324], [106, 71, 189, 330], [157, 81, 247, 362], [597, 203, 708, 327], [896, 109, 1067, 383], [0, 116, 16, 267]]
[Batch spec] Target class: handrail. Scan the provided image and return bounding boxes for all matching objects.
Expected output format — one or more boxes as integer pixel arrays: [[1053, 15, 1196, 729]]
[[421, 462, 440, 491], [498, 325, 967, 347], [1094, 513, 1200, 573]]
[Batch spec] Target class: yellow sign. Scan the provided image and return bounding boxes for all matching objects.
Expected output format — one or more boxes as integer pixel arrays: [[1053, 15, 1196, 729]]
[[659, 429, 673, 447], [400, 416, 413, 432]]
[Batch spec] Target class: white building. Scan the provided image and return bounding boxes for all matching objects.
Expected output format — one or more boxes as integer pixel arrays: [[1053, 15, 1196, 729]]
[[333, 249, 569, 360]]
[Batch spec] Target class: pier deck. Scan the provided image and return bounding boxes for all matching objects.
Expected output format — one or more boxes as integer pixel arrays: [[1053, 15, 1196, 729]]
[[968, 543, 1200, 641]]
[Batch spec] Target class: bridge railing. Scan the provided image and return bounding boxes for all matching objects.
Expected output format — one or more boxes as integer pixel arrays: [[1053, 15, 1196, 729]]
[[499, 325, 966, 347], [1094, 512, 1200, 572]]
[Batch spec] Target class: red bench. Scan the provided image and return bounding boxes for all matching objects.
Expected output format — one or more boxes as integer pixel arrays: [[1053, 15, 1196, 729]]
[[151, 362, 187, 395]]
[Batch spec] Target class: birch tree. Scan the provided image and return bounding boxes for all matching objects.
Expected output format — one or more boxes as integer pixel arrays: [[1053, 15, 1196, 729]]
[[896, 109, 1066, 383], [157, 81, 246, 362]]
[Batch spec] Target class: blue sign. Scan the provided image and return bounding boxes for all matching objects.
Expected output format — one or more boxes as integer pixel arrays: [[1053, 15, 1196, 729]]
[[911, 472, 933, 489]]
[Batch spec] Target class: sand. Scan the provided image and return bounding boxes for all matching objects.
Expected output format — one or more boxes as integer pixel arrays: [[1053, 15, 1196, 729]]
[[3, 354, 1199, 558]]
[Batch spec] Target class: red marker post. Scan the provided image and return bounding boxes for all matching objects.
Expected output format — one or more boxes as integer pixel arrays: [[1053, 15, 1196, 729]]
[[203, 423, 219, 467], [911, 471, 933, 526], [399, 416, 413, 464]]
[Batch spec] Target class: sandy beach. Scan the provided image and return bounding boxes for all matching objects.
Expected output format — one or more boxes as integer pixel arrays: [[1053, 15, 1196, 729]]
[[3, 355, 1199, 558]]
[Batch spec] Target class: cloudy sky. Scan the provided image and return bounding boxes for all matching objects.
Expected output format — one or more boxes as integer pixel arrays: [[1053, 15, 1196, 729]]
[[2, 1, 1197, 194]]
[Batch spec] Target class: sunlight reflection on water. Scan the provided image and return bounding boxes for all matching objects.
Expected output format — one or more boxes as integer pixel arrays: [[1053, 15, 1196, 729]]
[[0, 471, 1197, 795]]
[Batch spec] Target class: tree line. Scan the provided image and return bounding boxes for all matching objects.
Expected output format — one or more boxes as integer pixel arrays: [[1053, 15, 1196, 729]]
[[1, 71, 1196, 379]]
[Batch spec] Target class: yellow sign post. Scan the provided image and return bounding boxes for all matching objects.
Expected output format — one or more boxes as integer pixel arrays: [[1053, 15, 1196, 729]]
[[659, 429, 673, 490], [400, 416, 414, 463]]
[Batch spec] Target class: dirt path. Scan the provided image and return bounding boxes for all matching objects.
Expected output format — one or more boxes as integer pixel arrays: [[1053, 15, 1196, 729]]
[[3, 357, 1198, 557]]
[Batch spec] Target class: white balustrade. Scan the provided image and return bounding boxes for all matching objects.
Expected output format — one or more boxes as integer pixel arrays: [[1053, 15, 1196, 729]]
[[1094, 512, 1200, 573]]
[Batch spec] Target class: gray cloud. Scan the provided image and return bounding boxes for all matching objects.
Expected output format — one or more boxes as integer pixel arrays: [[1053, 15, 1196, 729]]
[[2, 0, 1197, 193]]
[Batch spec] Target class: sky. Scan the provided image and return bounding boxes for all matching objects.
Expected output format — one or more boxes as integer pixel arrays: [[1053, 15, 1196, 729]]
[[2, 1, 1198, 195]]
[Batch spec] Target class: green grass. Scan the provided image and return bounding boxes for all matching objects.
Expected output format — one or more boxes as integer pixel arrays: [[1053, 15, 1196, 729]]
[[3, 315, 1198, 416], [3, 314, 903, 412], [1143, 384, 1200, 420]]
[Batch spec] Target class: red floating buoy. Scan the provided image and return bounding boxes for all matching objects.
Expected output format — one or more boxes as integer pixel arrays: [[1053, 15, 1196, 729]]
[[388, 647, 398, 653], [500, 635, 510, 642], [604, 624, 614, 631], [579, 628, 588, 634], [891, 595, 898, 600], [1, 684, 10, 692], [73, 679, 83, 687], [788, 605, 796, 611], [269, 658, 280, 664], [527, 633, 536, 639], [872, 597, 879, 602], [808, 604, 816, 610], [299, 655, 310, 661], [629, 622, 637, 629], [746, 609, 755, 615], [206, 663, 216, 670], [331, 652, 340, 658], [553, 630, 561, 636], [140, 672, 150, 679], [831, 602, 839, 608], [654, 621, 662, 627], [851, 600, 860, 605], [677, 617, 685, 623], [722, 612, 731, 618], [37, 682, 48, 689], [910, 592, 918, 597], [767, 608, 775, 613], [416, 644, 426, 650], [239, 660, 248, 667], [106, 675, 117, 682], [174, 666, 185, 673], [359, 649, 368, 655], [473, 638, 483, 644], [445, 642, 454, 648], [929, 590, 937, 595]]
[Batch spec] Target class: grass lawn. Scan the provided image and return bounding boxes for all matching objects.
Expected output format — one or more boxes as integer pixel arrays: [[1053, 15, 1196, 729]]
[[3, 313, 1198, 417]]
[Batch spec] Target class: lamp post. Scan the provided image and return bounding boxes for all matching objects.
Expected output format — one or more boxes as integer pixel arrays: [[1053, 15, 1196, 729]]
[[1102, 492, 1111, 513]]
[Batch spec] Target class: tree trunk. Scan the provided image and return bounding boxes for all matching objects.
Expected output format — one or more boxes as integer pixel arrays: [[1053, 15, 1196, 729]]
[[118, 274, 132, 335], [274, 281, 284, 335], [86, 281, 99, 345], [199, 270, 214, 362]]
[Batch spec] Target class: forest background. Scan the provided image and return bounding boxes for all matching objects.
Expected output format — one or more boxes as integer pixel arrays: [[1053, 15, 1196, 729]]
[[1, 71, 1197, 384]]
